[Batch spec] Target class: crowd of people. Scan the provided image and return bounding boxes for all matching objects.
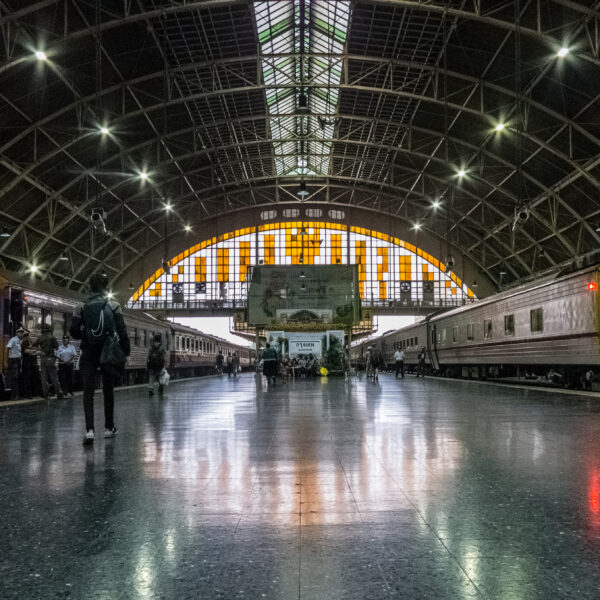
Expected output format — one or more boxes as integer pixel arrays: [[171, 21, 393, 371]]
[[215, 349, 240, 377], [6, 327, 78, 401], [258, 344, 321, 385]]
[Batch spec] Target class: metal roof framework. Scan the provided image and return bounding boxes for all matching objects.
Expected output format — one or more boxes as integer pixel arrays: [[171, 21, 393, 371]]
[[0, 0, 599, 291]]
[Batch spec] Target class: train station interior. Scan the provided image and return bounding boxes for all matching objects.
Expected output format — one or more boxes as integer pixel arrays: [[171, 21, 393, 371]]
[[2, 1, 600, 598]]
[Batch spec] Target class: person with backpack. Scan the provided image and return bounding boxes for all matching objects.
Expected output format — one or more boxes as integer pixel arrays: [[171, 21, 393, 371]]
[[147, 333, 166, 396], [215, 350, 224, 376], [226, 352, 234, 377], [70, 272, 130, 445]]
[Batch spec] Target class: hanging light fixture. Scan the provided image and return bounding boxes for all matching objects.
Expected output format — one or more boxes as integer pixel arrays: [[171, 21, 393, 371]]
[[297, 181, 309, 197]]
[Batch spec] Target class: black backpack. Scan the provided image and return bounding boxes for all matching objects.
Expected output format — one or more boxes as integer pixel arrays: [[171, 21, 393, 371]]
[[148, 346, 164, 369], [82, 296, 115, 347]]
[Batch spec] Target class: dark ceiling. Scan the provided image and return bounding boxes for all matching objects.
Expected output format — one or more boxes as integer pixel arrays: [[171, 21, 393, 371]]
[[0, 0, 599, 292]]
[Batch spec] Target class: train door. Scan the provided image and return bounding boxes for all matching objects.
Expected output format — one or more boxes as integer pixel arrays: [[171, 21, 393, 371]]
[[429, 323, 440, 372]]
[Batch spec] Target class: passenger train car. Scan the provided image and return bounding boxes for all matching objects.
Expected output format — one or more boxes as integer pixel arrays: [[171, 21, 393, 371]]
[[352, 265, 600, 387], [0, 271, 254, 398]]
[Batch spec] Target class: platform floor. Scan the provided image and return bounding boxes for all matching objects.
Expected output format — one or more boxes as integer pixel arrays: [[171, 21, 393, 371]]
[[2, 373, 600, 599]]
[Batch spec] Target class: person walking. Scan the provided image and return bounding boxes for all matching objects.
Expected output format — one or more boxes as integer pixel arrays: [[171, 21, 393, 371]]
[[38, 324, 64, 399], [262, 343, 278, 385], [215, 350, 224, 376], [394, 348, 405, 379], [231, 351, 239, 377], [147, 333, 166, 396], [70, 272, 130, 445], [57, 335, 77, 397], [6, 327, 24, 400]]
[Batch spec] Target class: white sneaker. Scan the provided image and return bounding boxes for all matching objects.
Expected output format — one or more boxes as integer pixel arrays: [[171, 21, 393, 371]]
[[104, 427, 117, 439], [83, 430, 94, 445]]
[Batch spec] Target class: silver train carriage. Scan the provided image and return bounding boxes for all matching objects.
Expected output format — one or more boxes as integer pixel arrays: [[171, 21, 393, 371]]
[[352, 265, 600, 386], [0, 271, 254, 397]]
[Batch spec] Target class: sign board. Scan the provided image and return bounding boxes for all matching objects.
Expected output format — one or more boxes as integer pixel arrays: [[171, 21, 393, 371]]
[[248, 265, 360, 327]]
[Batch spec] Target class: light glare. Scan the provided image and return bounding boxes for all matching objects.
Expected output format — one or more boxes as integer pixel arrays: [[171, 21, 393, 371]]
[[457, 169, 466, 177], [495, 123, 505, 132], [35, 50, 47, 61], [30, 264, 38, 273], [557, 47, 569, 57], [100, 126, 110, 135], [139, 171, 148, 180]]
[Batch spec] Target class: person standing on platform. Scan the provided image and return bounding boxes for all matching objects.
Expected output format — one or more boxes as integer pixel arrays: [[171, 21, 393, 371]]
[[370, 346, 383, 381], [6, 327, 24, 400], [38, 324, 63, 399], [20, 331, 39, 399], [394, 348, 405, 379], [417, 347, 427, 377], [57, 335, 77, 397], [147, 333, 166, 396], [70, 272, 130, 445], [262, 343, 278, 385], [226, 351, 234, 377]]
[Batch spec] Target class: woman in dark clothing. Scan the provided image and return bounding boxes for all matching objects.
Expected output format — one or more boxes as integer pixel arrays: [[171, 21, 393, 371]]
[[262, 343, 278, 385]]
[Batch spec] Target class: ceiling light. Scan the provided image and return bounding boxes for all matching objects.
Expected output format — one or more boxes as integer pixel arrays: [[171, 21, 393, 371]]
[[299, 270, 306, 278], [432, 200, 440, 209], [29, 264, 38, 273], [35, 50, 47, 61], [164, 202, 172, 212], [0, 227, 10, 238], [59, 254, 68, 261], [100, 126, 110, 135], [495, 123, 505, 132], [139, 171, 148, 180], [472, 280, 478, 288], [297, 181, 309, 197], [129, 283, 135, 291], [457, 169, 466, 177], [413, 223, 421, 230], [595, 224, 600, 233], [557, 47, 569, 57], [107, 292, 114, 299], [184, 224, 191, 232]]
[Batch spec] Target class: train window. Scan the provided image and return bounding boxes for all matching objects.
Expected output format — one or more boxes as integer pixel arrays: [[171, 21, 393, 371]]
[[467, 323, 474, 341], [484, 320, 492, 339], [441, 329, 447, 343], [134, 328, 139, 346], [25, 306, 43, 333], [143, 330, 147, 346], [414, 337, 418, 346], [504, 314, 515, 336], [530, 308, 544, 333], [452, 326, 458, 343]]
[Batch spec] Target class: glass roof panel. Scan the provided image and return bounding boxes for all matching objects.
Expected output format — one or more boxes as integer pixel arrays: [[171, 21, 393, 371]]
[[254, 0, 350, 176]]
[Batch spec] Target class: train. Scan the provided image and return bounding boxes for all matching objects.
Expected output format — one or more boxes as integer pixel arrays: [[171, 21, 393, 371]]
[[351, 264, 600, 388], [0, 270, 255, 399]]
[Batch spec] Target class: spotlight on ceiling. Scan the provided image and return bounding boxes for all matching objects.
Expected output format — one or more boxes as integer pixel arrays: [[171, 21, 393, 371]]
[[100, 126, 110, 135], [129, 283, 135, 291], [299, 270, 306, 279], [29, 264, 38, 274], [0, 226, 11, 238], [139, 171, 148, 181], [495, 123, 505, 132], [457, 169, 466, 178], [297, 181, 309, 197], [432, 200, 440, 210], [184, 224, 191, 232], [59, 254, 69, 261], [595, 224, 600, 233], [35, 50, 47, 61], [557, 47, 569, 57]]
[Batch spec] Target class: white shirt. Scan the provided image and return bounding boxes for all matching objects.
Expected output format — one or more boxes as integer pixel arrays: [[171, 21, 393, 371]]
[[394, 350, 405, 361], [56, 343, 77, 364], [7, 336, 22, 359]]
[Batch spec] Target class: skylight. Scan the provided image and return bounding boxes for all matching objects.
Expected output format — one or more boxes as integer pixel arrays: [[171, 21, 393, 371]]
[[254, 0, 351, 177]]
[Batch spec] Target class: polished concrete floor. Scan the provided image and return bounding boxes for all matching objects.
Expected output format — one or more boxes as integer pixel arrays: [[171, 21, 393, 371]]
[[2, 373, 600, 599]]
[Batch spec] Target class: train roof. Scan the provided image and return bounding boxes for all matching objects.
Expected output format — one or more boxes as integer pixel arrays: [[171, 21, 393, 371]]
[[0, 269, 86, 303]]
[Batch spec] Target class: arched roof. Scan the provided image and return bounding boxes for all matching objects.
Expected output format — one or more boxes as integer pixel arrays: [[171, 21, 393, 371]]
[[0, 1, 599, 293]]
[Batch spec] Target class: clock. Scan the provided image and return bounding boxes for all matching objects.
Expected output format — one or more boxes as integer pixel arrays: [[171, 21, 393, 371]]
[[172, 283, 184, 294]]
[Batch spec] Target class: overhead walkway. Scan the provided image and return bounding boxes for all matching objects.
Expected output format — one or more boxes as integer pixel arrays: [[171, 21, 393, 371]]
[[2, 374, 599, 599]]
